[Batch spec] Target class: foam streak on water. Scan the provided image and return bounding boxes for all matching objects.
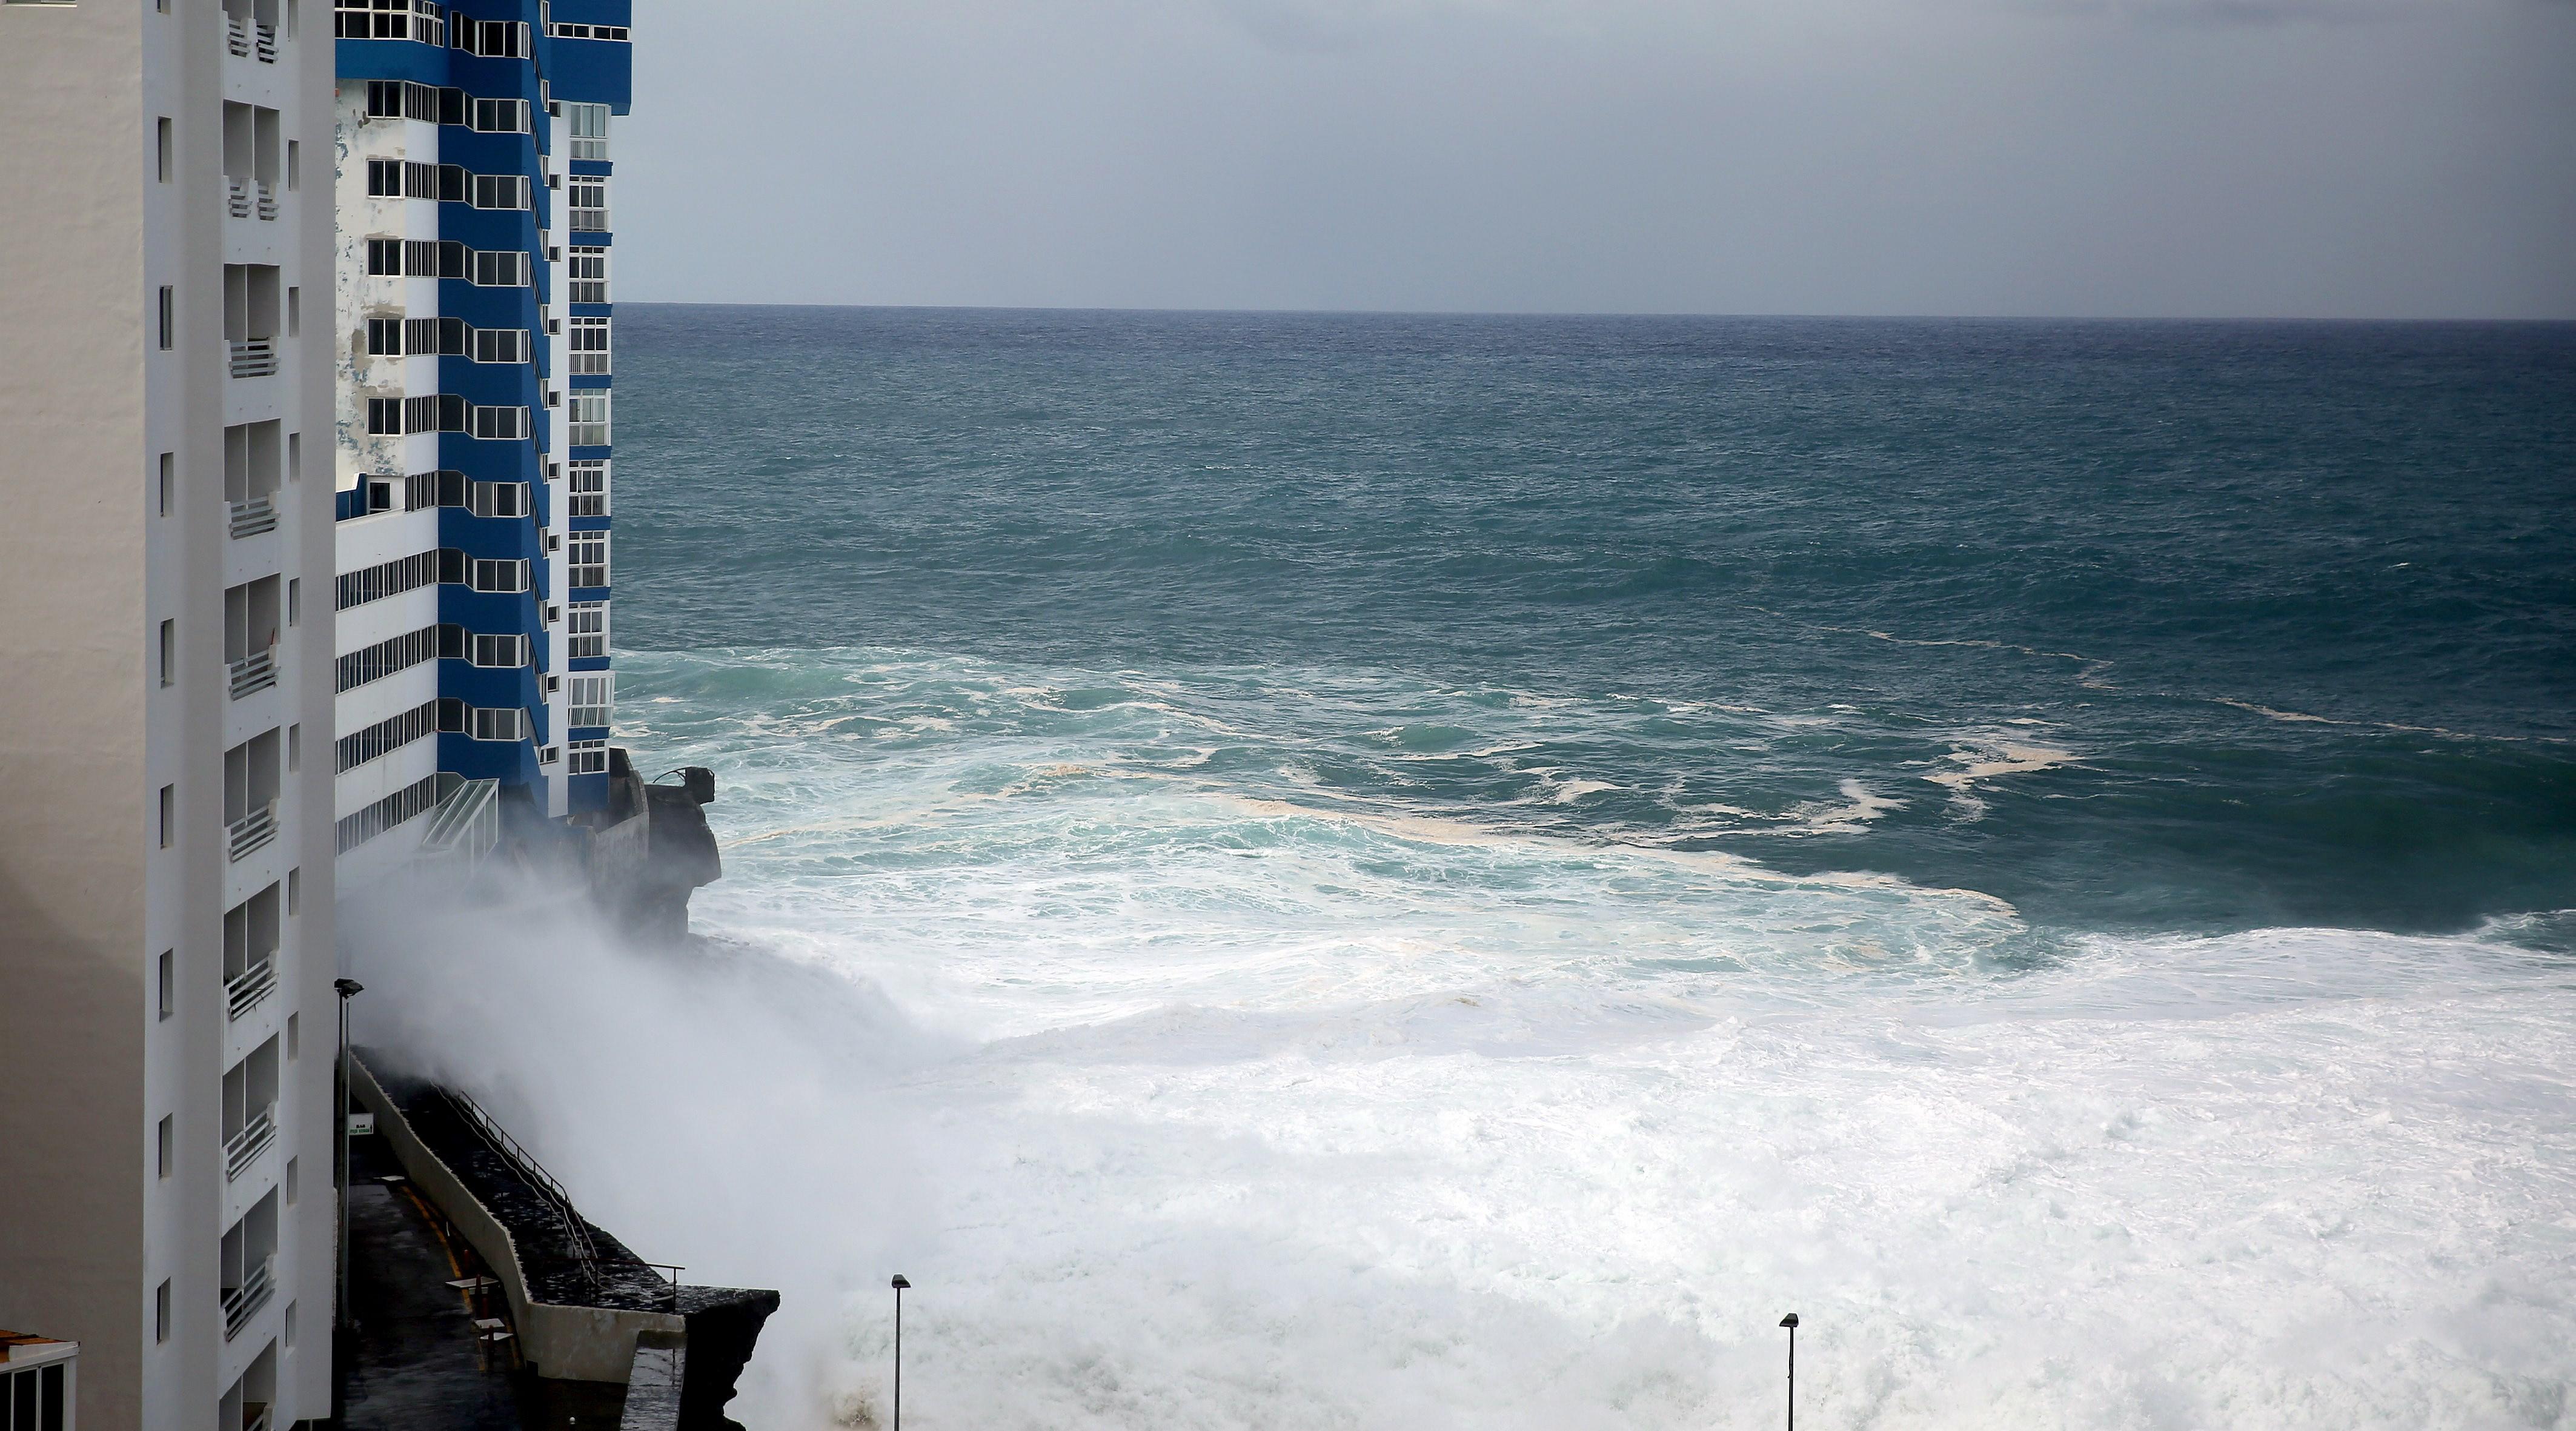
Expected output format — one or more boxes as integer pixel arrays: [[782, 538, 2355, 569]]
[[523, 646, 2576, 1431]]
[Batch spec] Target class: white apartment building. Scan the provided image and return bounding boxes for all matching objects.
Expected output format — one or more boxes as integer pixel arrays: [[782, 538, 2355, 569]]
[[1, 3, 340, 1429]]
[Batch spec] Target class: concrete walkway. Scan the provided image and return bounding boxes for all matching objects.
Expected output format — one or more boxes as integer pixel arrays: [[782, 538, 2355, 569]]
[[340, 1140, 524, 1431]]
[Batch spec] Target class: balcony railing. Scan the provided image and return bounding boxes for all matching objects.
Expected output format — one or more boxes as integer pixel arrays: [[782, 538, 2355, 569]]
[[227, 800, 277, 861], [228, 339, 277, 378], [225, 957, 278, 1022], [242, 1404, 273, 1431], [257, 181, 280, 220], [227, 15, 251, 56], [228, 176, 254, 219], [228, 648, 276, 699], [220, 1257, 274, 1338], [255, 21, 278, 61], [228, 495, 277, 538], [223, 1104, 276, 1181]]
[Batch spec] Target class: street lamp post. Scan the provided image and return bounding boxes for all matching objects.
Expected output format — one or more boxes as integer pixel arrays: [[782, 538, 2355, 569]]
[[335, 978, 363, 1332], [891, 1274, 911, 1431], [1779, 1313, 1799, 1431]]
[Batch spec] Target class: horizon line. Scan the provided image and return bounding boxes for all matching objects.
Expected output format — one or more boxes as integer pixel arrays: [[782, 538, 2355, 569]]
[[611, 299, 2576, 325]]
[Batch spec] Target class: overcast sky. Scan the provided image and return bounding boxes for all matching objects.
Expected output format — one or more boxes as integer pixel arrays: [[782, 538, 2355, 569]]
[[612, 0, 2576, 318]]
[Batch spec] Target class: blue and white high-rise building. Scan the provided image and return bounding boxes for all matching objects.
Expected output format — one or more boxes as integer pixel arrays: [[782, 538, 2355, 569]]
[[327, 0, 629, 878]]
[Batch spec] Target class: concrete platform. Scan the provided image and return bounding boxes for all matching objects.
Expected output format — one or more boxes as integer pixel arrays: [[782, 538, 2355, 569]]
[[342, 1137, 628, 1431]]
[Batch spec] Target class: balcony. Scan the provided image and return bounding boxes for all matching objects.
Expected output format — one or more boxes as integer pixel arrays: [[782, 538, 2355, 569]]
[[227, 800, 277, 861], [224, 1104, 276, 1181], [225, 16, 278, 62], [228, 496, 277, 539], [225, 957, 279, 1023], [228, 176, 254, 219], [258, 181, 279, 220], [220, 1257, 274, 1338], [228, 648, 276, 700], [228, 339, 277, 379]]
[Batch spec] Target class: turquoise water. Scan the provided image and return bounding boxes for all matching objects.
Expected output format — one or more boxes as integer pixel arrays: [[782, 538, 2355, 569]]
[[540, 309, 2576, 1427]]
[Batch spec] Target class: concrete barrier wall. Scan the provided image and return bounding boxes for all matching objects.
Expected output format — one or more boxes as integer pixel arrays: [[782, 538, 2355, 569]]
[[349, 1057, 684, 1384]]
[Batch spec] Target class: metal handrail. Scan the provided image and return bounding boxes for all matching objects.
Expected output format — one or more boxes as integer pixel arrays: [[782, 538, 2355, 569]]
[[224, 1104, 276, 1180], [221, 1257, 274, 1337], [228, 648, 276, 699], [440, 1089, 606, 1285], [417, 777, 500, 869], [227, 800, 277, 861], [228, 495, 277, 538], [225, 958, 278, 1021]]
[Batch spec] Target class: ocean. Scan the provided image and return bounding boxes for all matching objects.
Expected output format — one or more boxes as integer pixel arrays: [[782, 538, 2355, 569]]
[[473, 309, 2576, 1427]]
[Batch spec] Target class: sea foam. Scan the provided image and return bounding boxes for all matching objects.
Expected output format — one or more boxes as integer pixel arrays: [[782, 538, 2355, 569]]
[[342, 645, 2576, 1429]]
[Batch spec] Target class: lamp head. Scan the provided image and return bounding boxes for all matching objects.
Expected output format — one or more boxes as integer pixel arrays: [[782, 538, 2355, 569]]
[[891, 1275, 911, 1290], [1779, 1313, 1799, 1329], [335, 978, 365, 998]]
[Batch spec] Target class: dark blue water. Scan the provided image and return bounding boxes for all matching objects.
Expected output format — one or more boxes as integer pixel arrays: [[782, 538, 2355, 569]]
[[612, 307, 2576, 937]]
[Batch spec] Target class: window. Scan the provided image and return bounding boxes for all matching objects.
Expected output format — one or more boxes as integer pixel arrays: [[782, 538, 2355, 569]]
[[467, 480, 528, 517], [286, 1300, 298, 1349], [471, 98, 526, 133], [564, 102, 610, 161], [365, 397, 403, 436], [567, 459, 609, 517], [567, 315, 609, 374], [566, 173, 608, 232], [471, 706, 527, 743], [160, 619, 175, 686], [365, 157, 402, 198], [470, 405, 528, 440], [337, 703, 436, 771], [472, 173, 528, 210], [468, 558, 528, 593], [160, 785, 174, 848], [337, 773, 440, 852], [566, 534, 608, 589], [473, 248, 527, 287], [365, 238, 402, 276], [158, 1277, 173, 1343], [287, 139, 299, 191], [288, 1012, 299, 1059], [470, 633, 526, 668], [158, 1115, 173, 1178], [567, 737, 609, 774], [568, 245, 608, 304], [549, 21, 631, 41], [337, 625, 439, 691], [159, 286, 174, 350], [566, 673, 612, 729], [453, 16, 528, 56], [158, 118, 172, 181], [161, 453, 174, 516], [159, 951, 174, 1019], [473, 327, 527, 364], [566, 600, 607, 659], [367, 317, 403, 356], [336, 549, 440, 609], [567, 391, 609, 447], [337, 0, 445, 44]]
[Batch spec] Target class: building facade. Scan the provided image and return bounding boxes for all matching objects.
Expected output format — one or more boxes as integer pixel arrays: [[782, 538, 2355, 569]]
[[328, 0, 631, 883], [0, 2, 342, 1429]]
